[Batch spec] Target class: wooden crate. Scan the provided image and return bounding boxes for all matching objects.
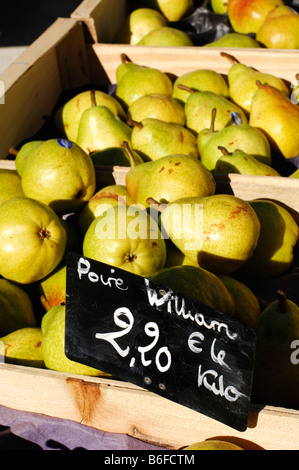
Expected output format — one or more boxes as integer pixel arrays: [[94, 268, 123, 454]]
[[0, 17, 299, 450]]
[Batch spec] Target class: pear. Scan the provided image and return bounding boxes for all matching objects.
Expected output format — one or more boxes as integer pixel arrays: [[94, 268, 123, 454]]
[[77, 184, 136, 237], [0, 197, 67, 284], [149, 265, 235, 317], [13, 140, 44, 176], [147, 0, 194, 21], [115, 54, 146, 84], [249, 81, 299, 160], [127, 93, 186, 126], [256, 5, 299, 49], [220, 52, 289, 114], [197, 108, 272, 171], [252, 290, 299, 409], [114, 8, 167, 45], [129, 118, 199, 161], [227, 0, 284, 34], [160, 194, 261, 274], [42, 305, 109, 376], [180, 85, 248, 135], [38, 264, 67, 312], [137, 26, 193, 46], [215, 146, 280, 176], [183, 439, 243, 450], [0, 279, 36, 336], [54, 89, 125, 142], [210, 0, 228, 14], [21, 139, 96, 214], [0, 327, 44, 368], [237, 199, 299, 279], [172, 69, 229, 105], [116, 63, 173, 110], [76, 105, 132, 155], [0, 169, 24, 204], [124, 142, 215, 207], [83, 204, 167, 277], [217, 274, 261, 329], [204, 33, 261, 48]]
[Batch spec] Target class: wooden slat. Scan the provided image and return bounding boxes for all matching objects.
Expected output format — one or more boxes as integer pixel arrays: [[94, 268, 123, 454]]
[[0, 363, 298, 450]]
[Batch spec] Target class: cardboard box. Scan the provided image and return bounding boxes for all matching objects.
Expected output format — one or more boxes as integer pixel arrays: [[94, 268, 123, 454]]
[[0, 15, 298, 450]]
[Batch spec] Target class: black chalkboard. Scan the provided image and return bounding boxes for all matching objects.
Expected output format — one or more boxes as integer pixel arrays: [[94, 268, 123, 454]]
[[65, 253, 256, 432]]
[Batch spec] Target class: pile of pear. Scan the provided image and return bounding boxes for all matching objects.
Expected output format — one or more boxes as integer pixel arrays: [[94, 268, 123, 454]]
[[0, 54, 299, 411], [112, 0, 299, 49]]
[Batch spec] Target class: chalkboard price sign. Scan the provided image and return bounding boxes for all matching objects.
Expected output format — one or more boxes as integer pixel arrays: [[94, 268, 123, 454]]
[[65, 253, 256, 432]]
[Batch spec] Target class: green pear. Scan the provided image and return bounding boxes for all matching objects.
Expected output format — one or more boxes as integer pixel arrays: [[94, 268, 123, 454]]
[[220, 52, 289, 114], [83, 204, 166, 277], [227, 0, 284, 34], [0, 279, 36, 336], [172, 69, 229, 105], [237, 200, 299, 279], [181, 85, 248, 134], [160, 194, 261, 274], [217, 274, 261, 329], [249, 81, 299, 160], [129, 118, 199, 161], [210, 0, 228, 14], [197, 108, 272, 171], [147, 0, 194, 21], [114, 8, 167, 44], [115, 54, 146, 84], [77, 184, 136, 237], [0, 169, 24, 204], [0, 197, 67, 284], [256, 5, 299, 49], [21, 139, 96, 214], [124, 143, 215, 207], [127, 93, 186, 126], [204, 32, 261, 48], [137, 26, 193, 46], [41, 305, 109, 376], [252, 290, 299, 409], [116, 63, 173, 110], [0, 327, 44, 368], [13, 140, 44, 176], [38, 264, 67, 312], [76, 105, 132, 155], [215, 146, 280, 176], [149, 265, 235, 317], [54, 90, 125, 142], [183, 440, 244, 450]]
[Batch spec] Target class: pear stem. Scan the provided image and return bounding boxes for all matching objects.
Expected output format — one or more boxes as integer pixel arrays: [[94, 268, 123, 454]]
[[121, 141, 140, 169], [120, 53, 132, 64], [276, 290, 289, 313], [220, 51, 240, 65], [127, 119, 143, 130], [210, 108, 217, 132], [90, 89, 97, 107], [218, 146, 230, 156], [177, 84, 194, 94], [146, 197, 167, 212], [8, 146, 18, 156], [256, 80, 263, 89]]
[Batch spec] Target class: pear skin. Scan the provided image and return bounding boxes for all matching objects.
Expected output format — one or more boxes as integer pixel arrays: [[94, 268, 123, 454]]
[[0, 327, 44, 368], [127, 93, 186, 126], [161, 194, 261, 274], [204, 33, 260, 48], [215, 147, 280, 176], [256, 6, 299, 48], [114, 8, 167, 45], [183, 439, 243, 450], [0, 169, 24, 205], [137, 26, 193, 46], [149, 265, 235, 317], [249, 81, 299, 159], [227, 0, 284, 34], [147, 0, 194, 22], [172, 70, 229, 105], [14, 140, 44, 176]]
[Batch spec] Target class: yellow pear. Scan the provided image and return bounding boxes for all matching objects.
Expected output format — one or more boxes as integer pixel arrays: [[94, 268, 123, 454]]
[[256, 5, 299, 49], [0, 327, 44, 368]]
